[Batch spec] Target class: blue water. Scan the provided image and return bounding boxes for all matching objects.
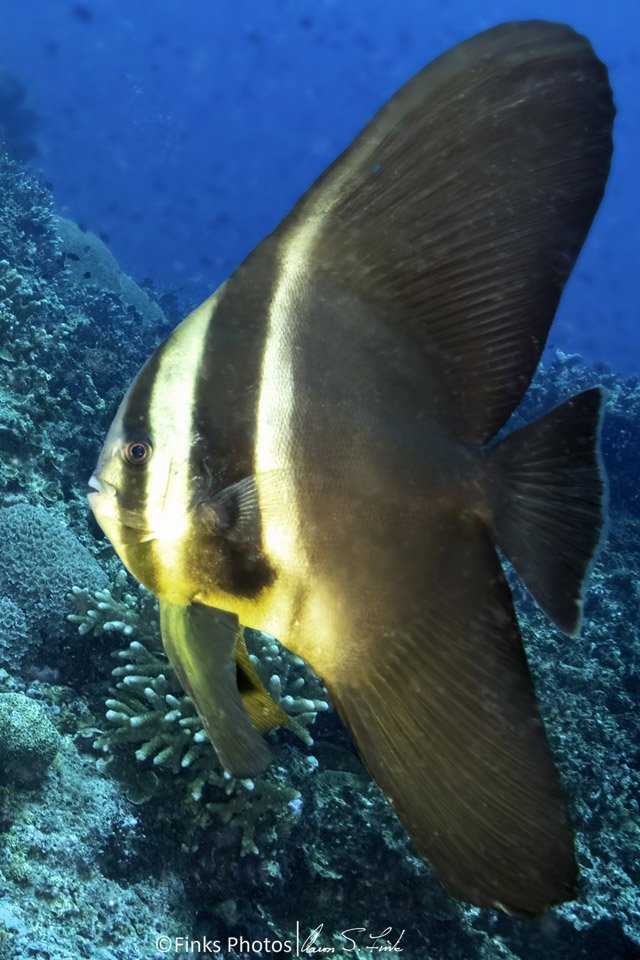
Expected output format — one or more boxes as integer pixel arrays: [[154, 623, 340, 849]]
[[0, 0, 637, 370]]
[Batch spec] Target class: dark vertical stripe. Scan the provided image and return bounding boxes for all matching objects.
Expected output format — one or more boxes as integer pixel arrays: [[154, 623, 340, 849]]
[[118, 338, 171, 520], [188, 236, 282, 598], [191, 235, 282, 490]]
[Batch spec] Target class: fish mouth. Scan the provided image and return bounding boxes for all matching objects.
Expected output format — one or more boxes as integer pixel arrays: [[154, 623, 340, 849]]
[[88, 475, 102, 494], [88, 474, 117, 497], [87, 474, 118, 518], [87, 474, 159, 543]]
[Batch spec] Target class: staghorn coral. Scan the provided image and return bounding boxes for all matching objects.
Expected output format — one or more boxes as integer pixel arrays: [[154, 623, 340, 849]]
[[246, 630, 330, 746], [68, 572, 330, 764], [68, 569, 158, 644], [205, 770, 303, 858], [95, 637, 213, 797], [68, 574, 329, 853]]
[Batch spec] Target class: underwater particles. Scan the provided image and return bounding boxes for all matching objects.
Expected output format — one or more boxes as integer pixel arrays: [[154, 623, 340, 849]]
[[88, 20, 614, 914]]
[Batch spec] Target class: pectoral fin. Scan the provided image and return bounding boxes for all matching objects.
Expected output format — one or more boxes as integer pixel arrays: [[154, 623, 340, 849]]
[[159, 600, 286, 778]]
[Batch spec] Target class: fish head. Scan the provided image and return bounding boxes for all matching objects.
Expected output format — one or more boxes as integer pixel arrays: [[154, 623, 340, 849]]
[[87, 364, 195, 592], [87, 294, 244, 602]]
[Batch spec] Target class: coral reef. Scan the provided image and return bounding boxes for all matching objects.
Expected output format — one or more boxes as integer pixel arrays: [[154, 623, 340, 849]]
[[0, 598, 36, 673], [0, 503, 108, 672], [0, 151, 175, 529], [0, 692, 59, 786], [68, 569, 158, 645], [55, 216, 167, 327], [0, 733, 197, 960]]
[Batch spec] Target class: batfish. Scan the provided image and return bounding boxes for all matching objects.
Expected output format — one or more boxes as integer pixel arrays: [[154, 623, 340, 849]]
[[88, 20, 614, 914]]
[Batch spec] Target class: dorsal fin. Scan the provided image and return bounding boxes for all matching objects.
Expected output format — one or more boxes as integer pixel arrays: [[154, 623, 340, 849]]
[[271, 20, 614, 443]]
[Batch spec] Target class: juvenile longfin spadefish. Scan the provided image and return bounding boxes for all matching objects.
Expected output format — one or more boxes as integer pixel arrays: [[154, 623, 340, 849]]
[[88, 20, 614, 915]]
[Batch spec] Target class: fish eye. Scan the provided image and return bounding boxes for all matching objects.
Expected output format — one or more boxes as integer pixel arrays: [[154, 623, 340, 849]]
[[123, 440, 153, 465]]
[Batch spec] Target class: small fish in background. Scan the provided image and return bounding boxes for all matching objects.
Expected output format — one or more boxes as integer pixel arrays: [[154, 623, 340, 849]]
[[88, 20, 614, 916]]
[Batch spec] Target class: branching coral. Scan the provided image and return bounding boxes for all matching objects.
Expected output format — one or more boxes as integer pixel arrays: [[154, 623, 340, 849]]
[[68, 569, 158, 643], [68, 572, 330, 762], [68, 575, 329, 852], [245, 631, 330, 745], [96, 637, 214, 798], [206, 774, 303, 857]]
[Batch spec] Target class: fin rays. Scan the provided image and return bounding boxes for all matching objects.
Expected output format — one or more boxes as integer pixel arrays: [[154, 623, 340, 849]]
[[271, 20, 614, 443], [323, 515, 577, 914]]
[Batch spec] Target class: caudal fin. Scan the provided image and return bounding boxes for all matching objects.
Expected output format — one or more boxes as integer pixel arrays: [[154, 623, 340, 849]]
[[487, 388, 606, 634]]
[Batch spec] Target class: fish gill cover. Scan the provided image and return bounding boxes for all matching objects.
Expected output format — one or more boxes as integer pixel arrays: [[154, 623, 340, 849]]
[[0, 3, 638, 960]]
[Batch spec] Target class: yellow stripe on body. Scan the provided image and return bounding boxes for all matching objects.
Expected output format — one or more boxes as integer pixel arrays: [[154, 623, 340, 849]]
[[252, 231, 309, 641], [254, 162, 367, 665], [146, 290, 222, 602]]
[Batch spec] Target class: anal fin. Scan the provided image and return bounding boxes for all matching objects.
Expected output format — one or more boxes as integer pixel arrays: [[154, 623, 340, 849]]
[[321, 515, 577, 914]]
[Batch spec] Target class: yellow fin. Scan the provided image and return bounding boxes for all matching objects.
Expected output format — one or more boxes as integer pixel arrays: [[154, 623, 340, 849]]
[[233, 631, 290, 734], [159, 600, 272, 778]]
